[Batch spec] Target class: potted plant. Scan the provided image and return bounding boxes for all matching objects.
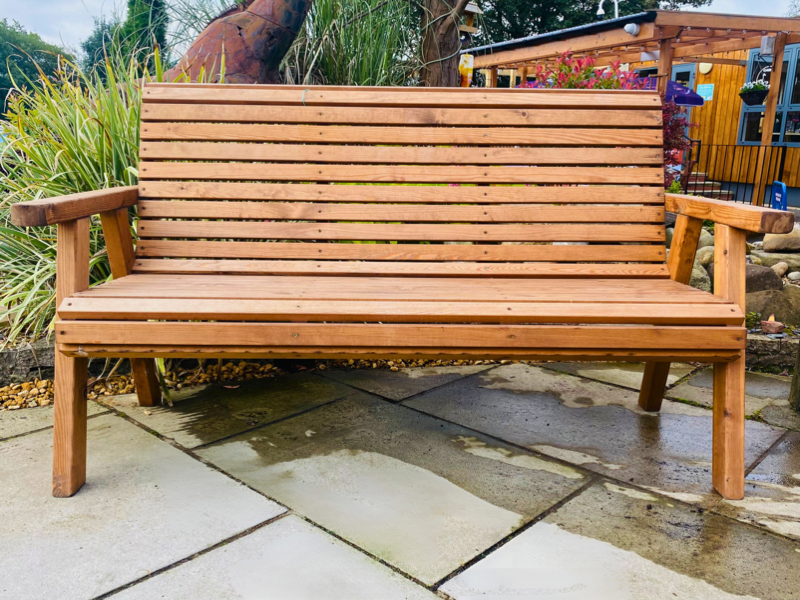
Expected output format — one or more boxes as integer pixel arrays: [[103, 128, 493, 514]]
[[739, 81, 769, 106]]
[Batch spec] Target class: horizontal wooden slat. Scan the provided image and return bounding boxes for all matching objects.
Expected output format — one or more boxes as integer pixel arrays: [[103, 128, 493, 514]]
[[138, 182, 666, 204], [140, 123, 663, 146], [130, 260, 670, 278], [137, 221, 665, 242], [140, 143, 663, 165], [142, 104, 662, 127], [72, 275, 723, 303], [142, 85, 661, 109], [136, 241, 666, 262], [138, 202, 664, 223], [56, 321, 743, 350], [59, 298, 739, 324], [58, 344, 743, 363], [138, 163, 663, 185]]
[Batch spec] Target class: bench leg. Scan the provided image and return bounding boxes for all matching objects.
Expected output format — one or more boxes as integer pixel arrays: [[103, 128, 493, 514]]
[[638, 361, 669, 412], [130, 358, 162, 407], [52, 352, 89, 498], [712, 354, 745, 500]]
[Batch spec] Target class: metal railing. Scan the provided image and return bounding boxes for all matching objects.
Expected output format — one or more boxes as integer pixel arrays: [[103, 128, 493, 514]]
[[681, 143, 787, 204]]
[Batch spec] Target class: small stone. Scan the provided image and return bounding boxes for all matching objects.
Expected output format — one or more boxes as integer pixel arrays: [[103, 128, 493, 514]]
[[38, 399, 51, 407], [689, 261, 711, 292], [771, 262, 789, 277], [788, 272, 800, 282], [697, 230, 714, 249], [762, 225, 800, 252], [665, 227, 674, 248], [750, 255, 763, 265], [750, 250, 800, 271], [36, 380, 47, 389], [695, 245, 714, 267]]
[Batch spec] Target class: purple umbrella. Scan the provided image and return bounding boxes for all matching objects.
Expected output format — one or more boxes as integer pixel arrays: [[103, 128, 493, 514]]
[[635, 77, 704, 107]]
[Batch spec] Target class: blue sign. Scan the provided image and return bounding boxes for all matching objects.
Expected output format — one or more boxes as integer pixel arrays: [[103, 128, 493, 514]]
[[696, 83, 714, 101], [772, 181, 787, 211]]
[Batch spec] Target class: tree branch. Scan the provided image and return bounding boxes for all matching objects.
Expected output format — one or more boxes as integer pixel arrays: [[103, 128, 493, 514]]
[[437, 0, 471, 38]]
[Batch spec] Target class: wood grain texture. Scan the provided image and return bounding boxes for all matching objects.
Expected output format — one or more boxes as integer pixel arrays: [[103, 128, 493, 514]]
[[139, 142, 663, 165], [141, 103, 662, 126], [138, 162, 664, 184], [138, 181, 665, 204], [57, 297, 741, 325], [666, 193, 795, 234], [11, 187, 138, 227], [137, 221, 666, 242], [135, 241, 667, 262], [140, 123, 662, 146], [130, 259, 670, 278], [137, 201, 665, 223], [58, 344, 741, 363], [52, 219, 90, 498], [55, 321, 744, 350]]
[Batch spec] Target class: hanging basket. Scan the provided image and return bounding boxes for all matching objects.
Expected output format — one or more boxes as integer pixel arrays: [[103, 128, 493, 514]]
[[739, 89, 769, 106]]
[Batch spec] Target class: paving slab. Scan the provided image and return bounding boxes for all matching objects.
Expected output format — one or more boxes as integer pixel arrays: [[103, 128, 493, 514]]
[[441, 481, 799, 600], [538, 361, 695, 391], [667, 368, 792, 417], [0, 414, 285, 600], [0, 400, 107, 440], [319, 365, 493, 401], [714, 432, 800, 540], [406, 363, 782, 506], [197, 394, 587, 585], [112, 515, 437, 600], [105, 374, 354, 448], [761, 403, 800, 432]]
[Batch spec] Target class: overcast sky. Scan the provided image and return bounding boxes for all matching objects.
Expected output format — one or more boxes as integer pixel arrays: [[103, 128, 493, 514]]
[[0, 0, 794, 52]]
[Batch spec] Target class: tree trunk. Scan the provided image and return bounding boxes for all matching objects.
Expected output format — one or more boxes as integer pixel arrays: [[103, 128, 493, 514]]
[[167, 0, 314, 83], [420, 0, 467, 87]]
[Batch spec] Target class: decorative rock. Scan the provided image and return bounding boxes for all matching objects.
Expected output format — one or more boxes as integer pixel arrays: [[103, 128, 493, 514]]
[[788, 272, 800, 282], [697, 230, 714, 249], [762, 226, 800, 253], [695, 246, 715, 267], [771, 262, 789, 277], [750, 250, 800, 271], [707, 263, 783, 293], [746, 290, 797, 326], [750, 255, 763, 265], [665, 227, 674, 248], [689, 261, 711, 292], [783, 284, 799, 325]]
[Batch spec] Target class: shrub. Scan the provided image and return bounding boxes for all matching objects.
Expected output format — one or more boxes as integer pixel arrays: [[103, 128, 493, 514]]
[[517, 52, 645, 90]]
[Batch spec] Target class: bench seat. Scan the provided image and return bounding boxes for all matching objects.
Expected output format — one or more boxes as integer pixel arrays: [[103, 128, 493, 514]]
[[56, 275, 744, 363]]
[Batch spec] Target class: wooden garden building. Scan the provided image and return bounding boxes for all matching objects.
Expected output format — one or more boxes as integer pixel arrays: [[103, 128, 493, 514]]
[[466, 11, 800, 207]]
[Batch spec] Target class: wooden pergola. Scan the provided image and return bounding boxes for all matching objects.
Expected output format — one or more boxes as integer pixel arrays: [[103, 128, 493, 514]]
[[470, 11, 800, 149]]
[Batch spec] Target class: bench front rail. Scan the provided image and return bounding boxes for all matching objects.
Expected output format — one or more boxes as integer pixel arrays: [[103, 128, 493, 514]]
[[9, 84, 794, 500]]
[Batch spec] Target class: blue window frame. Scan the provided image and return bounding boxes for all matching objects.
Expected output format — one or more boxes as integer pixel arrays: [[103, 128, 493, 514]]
[[738, 44, 800, 147]]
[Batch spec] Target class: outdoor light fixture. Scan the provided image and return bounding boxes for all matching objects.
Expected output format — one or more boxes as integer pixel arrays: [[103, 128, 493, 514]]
[[623, 23, 640, 36], [597, 0, 625, 19]]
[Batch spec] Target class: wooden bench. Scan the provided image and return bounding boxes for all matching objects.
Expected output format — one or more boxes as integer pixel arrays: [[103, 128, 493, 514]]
[[11, 84, 794, 500]]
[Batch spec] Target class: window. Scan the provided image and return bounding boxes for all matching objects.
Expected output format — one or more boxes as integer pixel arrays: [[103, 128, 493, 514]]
[[738, 44, 800, 147]]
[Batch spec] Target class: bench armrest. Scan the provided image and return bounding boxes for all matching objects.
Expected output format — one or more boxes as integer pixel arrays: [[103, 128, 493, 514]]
[[10, 186, 138, 227], [665, 193, 794, 234]]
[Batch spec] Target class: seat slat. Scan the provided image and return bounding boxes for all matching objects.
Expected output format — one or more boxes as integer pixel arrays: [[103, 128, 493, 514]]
[[136, 241, 666, 262], [138, 163, 663, 184], [138, 182, 665, 204], [138, 201, 664, 223], [72, 275, 724, 303], [140, 123, 662, 146], [56, 321, 744, 350], [140, 143, 663, 165], [130, 260, 670, 278], [141, 104, 662, 127], [59, 298, 739, 325], [142, 86, 661, 108], [137, 221, 665, 242]]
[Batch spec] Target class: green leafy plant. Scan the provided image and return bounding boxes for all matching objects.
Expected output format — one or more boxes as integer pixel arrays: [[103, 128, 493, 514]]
[[0, 45, 218, 344], [740, 81, 769, 94], [518, 52, 645, 89], [666, 180, 682, 194]]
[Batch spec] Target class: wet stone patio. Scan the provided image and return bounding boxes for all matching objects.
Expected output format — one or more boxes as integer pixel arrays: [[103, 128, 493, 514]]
[[1, 362, 797, 600]]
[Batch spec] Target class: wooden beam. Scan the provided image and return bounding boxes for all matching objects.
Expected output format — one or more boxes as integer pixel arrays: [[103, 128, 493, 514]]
[[761, 32, 787, 147], [677, 57, 747, 67], [11, 187, 138, 228], [673, 33, 799, 59], [665, 194, 795, 233], [489, 67, 498, 88], [473, 22, 656, 68], [655, 11, 800, 34], [657, 38, 673, 95]]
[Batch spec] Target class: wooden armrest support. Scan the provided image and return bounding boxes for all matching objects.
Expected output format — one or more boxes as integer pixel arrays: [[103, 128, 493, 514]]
[[666, 193, 794, 234], [10, 186, 138, 227]]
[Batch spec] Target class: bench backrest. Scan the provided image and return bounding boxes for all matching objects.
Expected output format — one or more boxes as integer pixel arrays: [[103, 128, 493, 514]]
[[136, 83, 666, 278]]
